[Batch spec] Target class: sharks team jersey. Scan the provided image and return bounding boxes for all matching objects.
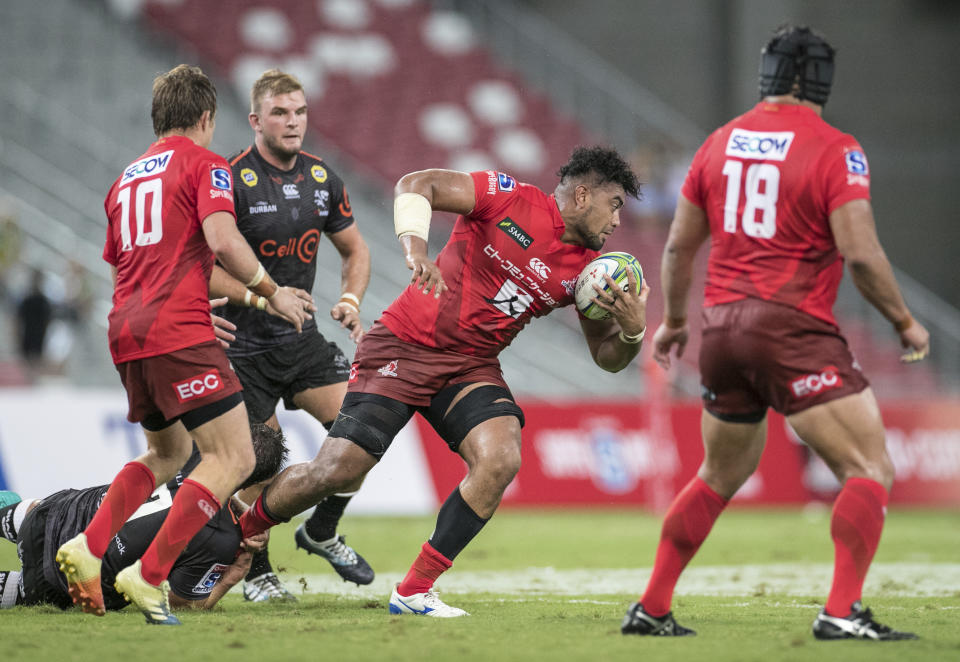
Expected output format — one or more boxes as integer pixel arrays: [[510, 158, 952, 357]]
[[380, 170, 597, 357], [31, 451, 240, 609], [222, 146, 355, 356], [103, 136, 235, 363], [682, 102, 871, 326]]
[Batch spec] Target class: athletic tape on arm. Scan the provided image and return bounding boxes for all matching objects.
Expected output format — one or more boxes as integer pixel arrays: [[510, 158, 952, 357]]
[[394, 192, 431, 241]]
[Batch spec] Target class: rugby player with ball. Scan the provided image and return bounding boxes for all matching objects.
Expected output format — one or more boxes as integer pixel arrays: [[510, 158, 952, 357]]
[[240, 146, 649, 616]]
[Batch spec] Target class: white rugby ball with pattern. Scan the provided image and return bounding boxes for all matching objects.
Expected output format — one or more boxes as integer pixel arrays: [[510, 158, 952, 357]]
[[574, 252, 643, 320]]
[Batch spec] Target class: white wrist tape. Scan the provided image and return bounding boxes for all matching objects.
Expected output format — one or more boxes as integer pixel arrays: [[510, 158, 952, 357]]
[[245, 263, 266, 288], [394, 192, 431, 242], [619, 328, 645, 344]]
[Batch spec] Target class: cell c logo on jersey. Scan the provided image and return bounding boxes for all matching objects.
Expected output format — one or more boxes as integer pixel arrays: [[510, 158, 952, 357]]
[[311, 165, 328, 183], [240, 168, 258, 187], [172, 369, 224, 403], [259, 228, 320, 264], [790, 365, 843, 398]]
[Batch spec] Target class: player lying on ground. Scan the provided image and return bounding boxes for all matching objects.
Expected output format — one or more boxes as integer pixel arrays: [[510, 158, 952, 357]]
[[0, 424, 286, 612]]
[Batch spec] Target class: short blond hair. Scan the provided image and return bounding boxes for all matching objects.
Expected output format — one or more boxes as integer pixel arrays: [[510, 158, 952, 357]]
[[250, 69, 304, 114]]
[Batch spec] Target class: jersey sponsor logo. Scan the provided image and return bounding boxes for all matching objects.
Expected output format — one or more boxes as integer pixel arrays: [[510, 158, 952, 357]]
[[725, 129, 795, 161], [210, 167, 232, 190], [249, 202, 278, 214], [497, 172, 517, 192], [377, 360, 399, 377], [240, 168, 259, 187], [172, 369, 225, 403], [120, 150, 174, 186], [844, 149, 869, 175], [561, 278, 577, 296], [349, 363, 359, 383], [208, 189, 232, 200], [790, 365, 843, 398], [484, 244, 558, 306], [846, 173, 870, 187], [496, 218, 534, 249], [283, 183, 300, 199], [484, 278, 534, 318], [314, 189, 330, 216], [193, 563, 229, 595], [259, 228, 320, 264], [527, 257, 551, 280], [311, 165, 328, 183]]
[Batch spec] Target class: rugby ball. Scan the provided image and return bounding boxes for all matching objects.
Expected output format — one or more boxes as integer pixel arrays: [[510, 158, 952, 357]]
[[574, 252, 643, 320]]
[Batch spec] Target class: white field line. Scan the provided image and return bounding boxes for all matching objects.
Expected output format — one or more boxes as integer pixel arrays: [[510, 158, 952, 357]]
[[281, 563, 960, 599]]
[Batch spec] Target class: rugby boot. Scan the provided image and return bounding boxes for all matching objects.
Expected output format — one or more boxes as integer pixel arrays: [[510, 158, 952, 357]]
[[295, 524, 375, 585], [621, 601, 696, 636], [388, 583, 468, 617], [243, 571, 297, 602], [813, 601, 917, 641], [114, 560, 181, 625], [56, 533, 105, 616]]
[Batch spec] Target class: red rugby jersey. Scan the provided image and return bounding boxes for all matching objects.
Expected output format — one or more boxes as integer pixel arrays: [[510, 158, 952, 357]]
[[380, 170, 597, 357], [682, 102, 871, 325], [103, 135, 236, 363]]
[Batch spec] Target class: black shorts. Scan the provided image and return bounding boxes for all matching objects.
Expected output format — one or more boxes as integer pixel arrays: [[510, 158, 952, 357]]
[[229, 331, 351, 424], [17, 494, 72, 609]]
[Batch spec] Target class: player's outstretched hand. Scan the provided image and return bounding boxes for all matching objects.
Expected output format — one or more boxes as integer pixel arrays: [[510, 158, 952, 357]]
[[331, 302, 364, 343], [266, 286, 313, 332], [593, 271, 649, 337], [209, 297, 236, 348], [899, 318, 931, 364], [652, 321, 689, 371]]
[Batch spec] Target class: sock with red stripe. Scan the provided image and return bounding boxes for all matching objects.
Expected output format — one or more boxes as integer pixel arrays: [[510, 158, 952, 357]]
[[640, 476, 728, 617], [239, 491, 288, 540], [139, 479, 220, 586], [84, 461, 155, 558], [824, 477, 888, 617], [396, 542, 453, 596]]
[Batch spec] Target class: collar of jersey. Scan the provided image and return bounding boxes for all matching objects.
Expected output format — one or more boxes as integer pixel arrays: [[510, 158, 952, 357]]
[[251, 144, 301, 175]]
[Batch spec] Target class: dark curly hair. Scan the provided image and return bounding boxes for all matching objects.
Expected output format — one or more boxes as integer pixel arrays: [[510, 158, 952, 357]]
[[238, 423, 290, 490], [556, 146, 641, 199]]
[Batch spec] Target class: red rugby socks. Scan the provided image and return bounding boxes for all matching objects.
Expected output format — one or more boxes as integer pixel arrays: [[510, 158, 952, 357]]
[[84, 461, 155, 558], [397, 542, 453, 596], [824, 477, 888, 617], [140, 479, 220, 586], [640, 477, 728, 617]]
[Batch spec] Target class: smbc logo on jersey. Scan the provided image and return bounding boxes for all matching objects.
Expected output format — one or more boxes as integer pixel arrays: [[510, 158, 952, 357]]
[[259, 228, 320, 264]]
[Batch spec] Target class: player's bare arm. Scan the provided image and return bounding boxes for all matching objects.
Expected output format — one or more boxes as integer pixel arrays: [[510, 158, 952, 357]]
[[208, 264, 316, 316], [653, 194, 711, 370], [327, 224, 371, 342], [579, 270, 650, 373], [829, 199, 930, 362], [202, 211, 311, 332], [393, 169, 476, 297]]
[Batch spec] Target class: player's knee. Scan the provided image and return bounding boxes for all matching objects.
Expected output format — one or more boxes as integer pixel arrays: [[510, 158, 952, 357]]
[[472, 442, 522, 488]]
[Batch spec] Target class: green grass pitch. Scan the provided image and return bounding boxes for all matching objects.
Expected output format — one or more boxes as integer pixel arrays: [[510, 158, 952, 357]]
[[0, 508, 957, 662]]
